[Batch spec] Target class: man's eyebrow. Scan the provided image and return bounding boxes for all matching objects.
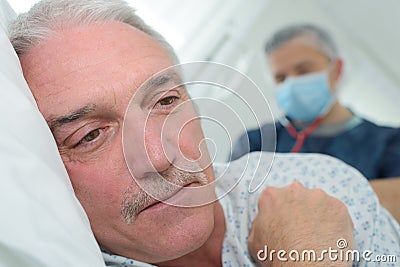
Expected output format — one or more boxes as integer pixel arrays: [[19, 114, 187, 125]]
[[47, 104, 97, 132], [141, 71, 183, 92], [294, 60, 313, 69]]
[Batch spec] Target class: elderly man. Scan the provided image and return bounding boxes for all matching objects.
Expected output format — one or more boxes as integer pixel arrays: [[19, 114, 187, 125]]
[[232, 24, 400, 222], [8, 0, 399, 266]]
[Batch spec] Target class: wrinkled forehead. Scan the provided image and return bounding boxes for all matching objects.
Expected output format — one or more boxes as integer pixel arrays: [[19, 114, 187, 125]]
[[20, 21, 176, 118]]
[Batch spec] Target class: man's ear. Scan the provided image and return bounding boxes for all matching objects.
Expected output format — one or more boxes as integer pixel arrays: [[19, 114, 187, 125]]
[[333, 58, 343, 82]]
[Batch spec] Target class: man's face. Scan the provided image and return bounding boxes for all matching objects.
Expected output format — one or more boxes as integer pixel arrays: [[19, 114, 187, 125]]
[[20, 21, 216, 263], [267, 41, 339, 90]]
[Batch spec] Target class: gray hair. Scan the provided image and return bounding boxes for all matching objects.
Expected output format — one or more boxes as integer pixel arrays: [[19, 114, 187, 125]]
[[265, 24, 338, 59], [8, 0, 179, 63]]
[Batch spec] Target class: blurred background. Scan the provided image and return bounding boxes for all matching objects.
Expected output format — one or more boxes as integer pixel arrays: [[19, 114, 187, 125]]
[[9, 0, 400, 161]]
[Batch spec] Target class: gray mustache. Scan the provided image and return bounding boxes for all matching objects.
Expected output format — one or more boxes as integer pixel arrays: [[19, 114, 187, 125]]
[[121, 165, 207, 224]]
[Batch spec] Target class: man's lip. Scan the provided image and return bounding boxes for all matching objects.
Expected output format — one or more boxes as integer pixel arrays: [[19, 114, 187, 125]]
[[140, 182, 197, 213]]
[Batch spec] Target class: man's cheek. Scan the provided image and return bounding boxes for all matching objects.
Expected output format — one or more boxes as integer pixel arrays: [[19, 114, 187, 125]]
[[65, 162, 122, 206]]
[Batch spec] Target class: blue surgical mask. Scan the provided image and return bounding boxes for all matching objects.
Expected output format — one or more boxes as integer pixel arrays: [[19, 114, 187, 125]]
[[276, 71, 335, 122]]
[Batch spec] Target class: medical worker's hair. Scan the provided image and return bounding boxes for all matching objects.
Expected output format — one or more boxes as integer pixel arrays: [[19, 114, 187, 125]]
[[8, 0, 179, 63], [264, 24, 338, 60]]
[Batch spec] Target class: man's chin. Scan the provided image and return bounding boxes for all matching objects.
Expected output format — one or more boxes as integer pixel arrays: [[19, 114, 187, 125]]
[[133, 203, 216, 264]]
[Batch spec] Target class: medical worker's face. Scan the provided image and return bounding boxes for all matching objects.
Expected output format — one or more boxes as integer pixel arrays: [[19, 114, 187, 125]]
[[20, 21, 216, 263], [267, 42, 340, 89]]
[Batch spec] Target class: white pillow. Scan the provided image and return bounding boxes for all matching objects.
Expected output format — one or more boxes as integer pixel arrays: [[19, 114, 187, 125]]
[[0, 0, 13, 29], [0, 1, 106, 266]]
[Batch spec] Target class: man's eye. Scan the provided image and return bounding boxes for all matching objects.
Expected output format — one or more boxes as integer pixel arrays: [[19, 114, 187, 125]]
[[158, 96, 179, 106], [79, 129, 101, 145], [275, 75, 286, 84], [296, 67, 311, 75]]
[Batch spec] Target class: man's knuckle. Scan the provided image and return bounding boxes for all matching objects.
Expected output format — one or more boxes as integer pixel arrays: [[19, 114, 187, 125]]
[[289, 181, 305, 190], [261, 187, 276, 197]]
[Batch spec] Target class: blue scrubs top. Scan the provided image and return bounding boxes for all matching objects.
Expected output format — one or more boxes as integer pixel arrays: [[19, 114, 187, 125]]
[[231, 116, 400, 180]]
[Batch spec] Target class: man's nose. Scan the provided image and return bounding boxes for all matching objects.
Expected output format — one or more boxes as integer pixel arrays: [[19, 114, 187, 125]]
[[123, 113, 175, 179]]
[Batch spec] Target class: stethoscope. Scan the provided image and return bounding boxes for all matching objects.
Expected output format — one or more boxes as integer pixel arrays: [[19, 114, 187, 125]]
[[280, 116, 324, 152]]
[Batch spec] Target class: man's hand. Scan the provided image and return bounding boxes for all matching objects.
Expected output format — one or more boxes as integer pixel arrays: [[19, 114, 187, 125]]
[[248, 182, 354, 267]]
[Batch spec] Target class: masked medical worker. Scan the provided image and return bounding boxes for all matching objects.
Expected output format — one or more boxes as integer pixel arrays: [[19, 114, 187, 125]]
[[232, 24, 400, 222]]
